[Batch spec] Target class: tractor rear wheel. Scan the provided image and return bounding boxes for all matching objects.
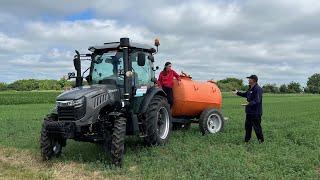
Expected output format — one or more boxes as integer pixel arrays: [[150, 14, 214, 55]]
[[110, 117, 126, 167], [40, 115, 65, 160], [199, 109, 224, 135], [144, 95, 172, 146]]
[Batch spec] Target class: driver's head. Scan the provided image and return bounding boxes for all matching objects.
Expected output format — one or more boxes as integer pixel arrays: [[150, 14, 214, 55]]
[[163, 62, 172, 72]]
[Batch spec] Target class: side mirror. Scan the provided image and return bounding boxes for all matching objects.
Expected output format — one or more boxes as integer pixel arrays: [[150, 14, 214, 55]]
[[73, 50, 81, 72], [152, 66, 159, 71], [68, 72, 76, 79], [73, 50, 83, 87], [137, 52, 146, 66]]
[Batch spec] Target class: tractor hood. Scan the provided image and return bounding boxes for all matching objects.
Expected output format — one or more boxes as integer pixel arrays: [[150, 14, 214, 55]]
[[54, 84, 121, 125], [56, 84, 115, 101]]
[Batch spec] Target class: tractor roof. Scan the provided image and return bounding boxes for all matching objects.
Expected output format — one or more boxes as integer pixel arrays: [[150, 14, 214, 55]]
[[88, 42, 155, 53]]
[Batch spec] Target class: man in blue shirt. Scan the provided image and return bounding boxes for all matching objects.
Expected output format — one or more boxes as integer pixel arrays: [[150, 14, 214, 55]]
[[233, 75, 264, 143]]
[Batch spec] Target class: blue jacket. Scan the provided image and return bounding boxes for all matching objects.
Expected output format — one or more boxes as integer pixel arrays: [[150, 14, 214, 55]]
[[237, 84, 263, 115]]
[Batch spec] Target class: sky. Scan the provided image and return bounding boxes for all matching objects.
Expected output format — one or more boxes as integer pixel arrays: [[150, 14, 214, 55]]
[[0, 0, 319, 86]]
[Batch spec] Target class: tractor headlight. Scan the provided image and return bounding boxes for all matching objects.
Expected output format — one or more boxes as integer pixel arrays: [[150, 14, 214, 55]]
[[56, 97, 85, 108], [73, 97, 85, 108]]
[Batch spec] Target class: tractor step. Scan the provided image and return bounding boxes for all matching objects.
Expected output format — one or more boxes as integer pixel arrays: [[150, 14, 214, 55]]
[[139, 134, 147, 138]]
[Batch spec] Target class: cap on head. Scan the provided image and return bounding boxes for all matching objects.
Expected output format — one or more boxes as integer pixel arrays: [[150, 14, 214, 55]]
[[246, 75, 258, 82]]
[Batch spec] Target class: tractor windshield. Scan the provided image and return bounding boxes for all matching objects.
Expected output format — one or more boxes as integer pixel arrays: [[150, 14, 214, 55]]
[[91, 51, 124, 84]]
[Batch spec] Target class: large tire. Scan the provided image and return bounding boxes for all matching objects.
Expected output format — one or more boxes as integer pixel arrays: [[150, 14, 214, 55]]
[[110, 117, 126, 167], [40, 115, 65, 160], [144, 95, 172, 146], [199, 109, 224, 135]]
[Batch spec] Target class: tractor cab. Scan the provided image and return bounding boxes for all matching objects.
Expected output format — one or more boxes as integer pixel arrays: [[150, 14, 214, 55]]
[[87, 42, 157, 87], [70, 40, 159, 103]]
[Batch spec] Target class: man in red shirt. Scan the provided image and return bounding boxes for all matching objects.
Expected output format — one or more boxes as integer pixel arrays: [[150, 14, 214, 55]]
[[157, 62, 181, 107]]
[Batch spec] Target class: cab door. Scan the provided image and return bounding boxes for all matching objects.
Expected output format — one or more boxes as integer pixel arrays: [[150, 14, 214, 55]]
[[130, 51, 153, 113]]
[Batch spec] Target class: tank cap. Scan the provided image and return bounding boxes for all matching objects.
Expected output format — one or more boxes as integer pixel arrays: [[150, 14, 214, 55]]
[[180, 71, 192, 79], [207, 80, 217, 84]]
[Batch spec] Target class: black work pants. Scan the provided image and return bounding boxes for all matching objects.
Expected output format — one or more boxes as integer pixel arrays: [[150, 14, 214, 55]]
[[162, 86, 173, 107], [245, 114, 264, 142]]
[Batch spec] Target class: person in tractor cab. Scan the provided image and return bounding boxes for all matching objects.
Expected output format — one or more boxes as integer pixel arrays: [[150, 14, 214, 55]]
[[233, 75, 264, 144], [157, 62, 181, 107]]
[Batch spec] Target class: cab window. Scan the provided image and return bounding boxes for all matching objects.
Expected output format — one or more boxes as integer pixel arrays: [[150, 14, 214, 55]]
[[131, 52, 151, 86]]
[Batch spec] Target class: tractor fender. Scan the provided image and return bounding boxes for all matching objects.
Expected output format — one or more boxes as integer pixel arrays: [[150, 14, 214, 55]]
[[139, 87, 167, 114]]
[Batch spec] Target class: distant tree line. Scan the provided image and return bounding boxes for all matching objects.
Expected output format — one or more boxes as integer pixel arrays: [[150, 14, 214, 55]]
[[216, 73, 320, 94], [262, 82, 302, 94], [0, 78, 74, 91], [1, 73, 319, 94]]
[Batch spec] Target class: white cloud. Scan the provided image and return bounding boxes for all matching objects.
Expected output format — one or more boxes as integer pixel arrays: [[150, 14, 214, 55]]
[[0, 0, 319, 86], [24, 19, 153, 48], [0, 33, 29, 52]]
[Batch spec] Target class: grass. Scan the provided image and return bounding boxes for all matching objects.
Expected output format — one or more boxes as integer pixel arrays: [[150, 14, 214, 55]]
[[0, 91, 61, 105], [0, 91, 319, 179]]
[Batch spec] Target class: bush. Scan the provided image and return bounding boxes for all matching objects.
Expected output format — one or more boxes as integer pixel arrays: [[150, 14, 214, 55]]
[[5, 79, 75, 91], [38, 80, 62, 90], [0, 82, 7, 91], [7, 79, 40, 91], [217, 77, 245, 92]]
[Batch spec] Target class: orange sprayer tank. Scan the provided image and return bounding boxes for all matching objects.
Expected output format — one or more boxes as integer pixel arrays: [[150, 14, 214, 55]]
[[171, 76, 222, 117]]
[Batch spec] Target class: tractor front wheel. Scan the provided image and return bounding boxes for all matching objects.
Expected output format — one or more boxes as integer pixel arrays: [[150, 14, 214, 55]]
[[144, 95, 172, 146], [110, 117, 126, 167], [40, 115, 65, 160]]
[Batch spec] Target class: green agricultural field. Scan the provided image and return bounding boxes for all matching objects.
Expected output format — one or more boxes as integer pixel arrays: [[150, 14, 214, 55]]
[[0, 91, 319, 179]]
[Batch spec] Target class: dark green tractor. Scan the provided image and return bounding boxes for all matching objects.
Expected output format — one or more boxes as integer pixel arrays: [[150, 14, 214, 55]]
[[40, 38, 171, 166]]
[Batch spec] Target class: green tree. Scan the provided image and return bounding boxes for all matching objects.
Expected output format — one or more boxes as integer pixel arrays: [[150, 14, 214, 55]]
[[58, 77, 68, 89], [218, 78, 243, 86], [279, 84, 288, 93], [306, 73, 320, 94], [217, 77, 244, 92], [287, 82, 302, 93], [262, 84, 279, 93]]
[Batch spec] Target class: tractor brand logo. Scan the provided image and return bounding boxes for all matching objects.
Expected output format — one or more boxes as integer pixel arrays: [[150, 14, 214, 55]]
[[108, 89, 118, 93]]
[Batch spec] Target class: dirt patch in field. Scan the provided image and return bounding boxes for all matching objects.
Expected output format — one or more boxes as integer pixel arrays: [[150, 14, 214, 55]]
[[0, 147, 129, 180]]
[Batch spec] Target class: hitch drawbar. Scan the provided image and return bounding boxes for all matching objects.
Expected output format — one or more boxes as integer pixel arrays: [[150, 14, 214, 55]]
[[44, 121, 75, 139]]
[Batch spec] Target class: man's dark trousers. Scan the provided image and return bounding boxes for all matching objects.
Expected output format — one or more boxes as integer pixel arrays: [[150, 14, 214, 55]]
[[245, 114, 264, 142]]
